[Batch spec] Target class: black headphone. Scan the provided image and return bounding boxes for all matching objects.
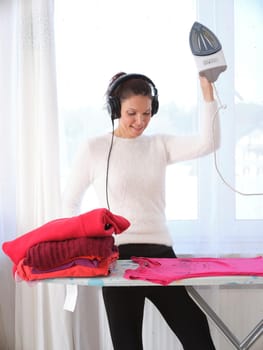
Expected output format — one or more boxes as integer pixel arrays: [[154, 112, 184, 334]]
[[106, 73, 159, 120]]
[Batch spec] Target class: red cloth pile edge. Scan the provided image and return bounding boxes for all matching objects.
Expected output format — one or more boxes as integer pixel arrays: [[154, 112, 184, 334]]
[[2, 208, 130, 281]]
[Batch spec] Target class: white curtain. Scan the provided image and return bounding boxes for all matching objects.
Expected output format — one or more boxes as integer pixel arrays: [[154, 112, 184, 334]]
[[0, 0, 262, 349], [1, 0, 72, 349], [13, 1, 75, 349], [0, 1, 16, 348]]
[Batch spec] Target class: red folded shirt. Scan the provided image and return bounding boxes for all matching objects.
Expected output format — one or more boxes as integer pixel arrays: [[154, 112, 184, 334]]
[[2, 208, 130, 266], [24, 236, 116, 270]]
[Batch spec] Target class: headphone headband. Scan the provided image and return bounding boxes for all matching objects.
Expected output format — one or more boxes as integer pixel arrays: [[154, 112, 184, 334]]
[[107, 73, 159, 120]]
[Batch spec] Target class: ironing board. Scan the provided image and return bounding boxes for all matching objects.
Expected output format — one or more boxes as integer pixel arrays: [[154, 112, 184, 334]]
[[45, 259, 263, 350]]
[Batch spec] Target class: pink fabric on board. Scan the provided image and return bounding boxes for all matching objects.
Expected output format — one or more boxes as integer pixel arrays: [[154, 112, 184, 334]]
[[124, 256, 263, 285]]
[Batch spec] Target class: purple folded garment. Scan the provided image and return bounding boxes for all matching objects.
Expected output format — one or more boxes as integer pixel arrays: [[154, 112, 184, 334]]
[[32, 257, 99, 274]]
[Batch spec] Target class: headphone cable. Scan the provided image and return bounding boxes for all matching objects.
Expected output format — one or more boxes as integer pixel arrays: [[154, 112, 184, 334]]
[[105, 120, 115, 210]]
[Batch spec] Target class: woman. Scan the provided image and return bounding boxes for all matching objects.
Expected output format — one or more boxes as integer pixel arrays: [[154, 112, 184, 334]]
[[63, 72, 219, 349]]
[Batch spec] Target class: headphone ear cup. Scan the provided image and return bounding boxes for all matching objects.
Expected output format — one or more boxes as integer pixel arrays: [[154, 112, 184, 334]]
[[107, 96, 121, 120], [152, 96, 159, 116]]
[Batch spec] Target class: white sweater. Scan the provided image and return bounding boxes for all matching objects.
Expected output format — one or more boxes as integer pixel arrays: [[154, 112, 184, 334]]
[[63, 100, 220, 246]]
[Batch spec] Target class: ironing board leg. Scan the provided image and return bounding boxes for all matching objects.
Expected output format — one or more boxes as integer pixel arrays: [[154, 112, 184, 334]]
[[186, 286, 241, 350], [240, 319, 263, 350]]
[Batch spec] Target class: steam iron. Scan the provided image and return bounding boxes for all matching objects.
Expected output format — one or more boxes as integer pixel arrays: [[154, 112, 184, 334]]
[[189, 22, 227, 82]]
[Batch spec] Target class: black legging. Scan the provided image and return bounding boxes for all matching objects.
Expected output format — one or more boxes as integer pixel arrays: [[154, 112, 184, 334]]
[[102, 244, 216, 350]]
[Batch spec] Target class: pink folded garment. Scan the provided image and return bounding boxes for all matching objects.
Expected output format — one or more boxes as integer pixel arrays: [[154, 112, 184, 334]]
[[2, 208, 130, 266], [24, 236, 116, 270], [124, 256, 263, 285]]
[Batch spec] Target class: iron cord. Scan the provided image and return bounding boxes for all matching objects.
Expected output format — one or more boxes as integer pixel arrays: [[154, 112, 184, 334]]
[[212, 83, 263, 196]]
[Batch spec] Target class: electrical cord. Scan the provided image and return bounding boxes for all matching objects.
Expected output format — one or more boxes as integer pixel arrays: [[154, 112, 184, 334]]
[[105, 119, 115, 210], [212, 83, 263, 196]]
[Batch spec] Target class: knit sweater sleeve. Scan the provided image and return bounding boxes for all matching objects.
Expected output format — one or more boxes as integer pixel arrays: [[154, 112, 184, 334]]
[[162, 100, 220, 163]]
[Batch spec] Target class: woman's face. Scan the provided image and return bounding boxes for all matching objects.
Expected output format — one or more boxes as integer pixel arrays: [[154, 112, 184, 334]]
[[117, 95, 152, 138]]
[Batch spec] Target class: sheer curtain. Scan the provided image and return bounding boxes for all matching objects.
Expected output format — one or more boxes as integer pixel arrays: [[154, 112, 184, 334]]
[[1, 0, 73, 349], [14, 1, 76, 349], [0, 1, 16, 348], [14, 0, 68, 347], [1, 0, 262, 349]]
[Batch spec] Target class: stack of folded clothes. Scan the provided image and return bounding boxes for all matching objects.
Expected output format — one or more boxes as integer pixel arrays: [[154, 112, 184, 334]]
[[2, 208, 130, 282]]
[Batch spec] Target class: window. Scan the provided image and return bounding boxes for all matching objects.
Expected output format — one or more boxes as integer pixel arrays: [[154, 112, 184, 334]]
[[235, 0, 263, 219]]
